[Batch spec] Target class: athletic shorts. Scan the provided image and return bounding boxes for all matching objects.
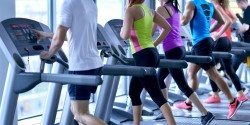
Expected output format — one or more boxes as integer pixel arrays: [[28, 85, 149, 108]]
[[191, 37, 216, 70], [68, 67, 102, 100]]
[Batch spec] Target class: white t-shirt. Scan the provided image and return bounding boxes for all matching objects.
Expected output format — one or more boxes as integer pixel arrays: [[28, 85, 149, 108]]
[[59, 0, 103, 71]]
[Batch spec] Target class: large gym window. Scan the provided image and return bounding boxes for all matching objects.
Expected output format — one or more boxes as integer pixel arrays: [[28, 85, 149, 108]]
[[96, 0, 124, 25], [15, 0, 50, 123], [16, 0, 49, 25]]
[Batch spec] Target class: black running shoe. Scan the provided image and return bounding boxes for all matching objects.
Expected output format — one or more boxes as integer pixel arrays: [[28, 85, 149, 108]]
[[201, 112, 215, 125]]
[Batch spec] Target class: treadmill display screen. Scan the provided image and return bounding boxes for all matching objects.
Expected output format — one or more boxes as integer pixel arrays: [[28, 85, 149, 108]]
[[1, 18, 51, 56], [10, 24, 35, 41]]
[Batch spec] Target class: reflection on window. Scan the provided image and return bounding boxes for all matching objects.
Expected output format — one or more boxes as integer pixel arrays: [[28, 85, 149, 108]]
[[16, 0, 48, 25], [16, 0, 49, 121], [97, 0, 123, 25], [156, 1, 160, 8]]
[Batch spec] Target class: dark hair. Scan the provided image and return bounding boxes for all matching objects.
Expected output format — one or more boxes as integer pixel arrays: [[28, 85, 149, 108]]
[[128, 0, 145, 7], [166, 0, 180, 12], [218, 0, 229, 9]]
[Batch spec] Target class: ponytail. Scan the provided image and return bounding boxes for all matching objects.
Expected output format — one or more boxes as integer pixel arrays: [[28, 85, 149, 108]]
[[166, 0, 180, 12]]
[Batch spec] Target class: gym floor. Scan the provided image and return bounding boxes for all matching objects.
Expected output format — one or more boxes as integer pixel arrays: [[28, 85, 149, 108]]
[[121, 84, 250, 125]]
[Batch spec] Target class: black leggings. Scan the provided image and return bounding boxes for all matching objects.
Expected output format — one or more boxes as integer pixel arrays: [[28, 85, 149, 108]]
[[232, 42, 250, 71], [129, 48, 167, 107], [210, 37, 243, 92], [157, 46, 194, 98]]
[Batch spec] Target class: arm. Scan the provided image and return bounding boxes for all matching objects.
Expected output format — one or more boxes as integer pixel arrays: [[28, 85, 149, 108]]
[[236, 13, 244, 23], [33, 30, 68, 43], [153, 11, 171, 47], [181, 1, 195, 26], [211, 7, 231, 40], [120, 8, 134, 40], [152, 6, 171, 36], [40, 25, 68, 59], [210, 7, 225, 32], [238, 9, 250, 33], [237, 23, 250, 33], [227, 8, 238, 23]]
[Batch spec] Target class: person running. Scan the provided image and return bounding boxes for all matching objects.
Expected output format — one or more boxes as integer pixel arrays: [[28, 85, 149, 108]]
[[120, 0, 176, 125], [177, 0, 242, 119], [34, 0, 106, 125], [232, 0, 250, 71], [236, 0, 250, 43], [203, 0, 248, 104], [155, 0, 214, 124]]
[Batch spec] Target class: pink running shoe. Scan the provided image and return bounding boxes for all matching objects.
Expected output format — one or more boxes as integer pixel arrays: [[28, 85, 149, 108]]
[[227, 99, 242, 119], [237, 94, 248, 103], [203, 95, 221, 104], [174, 101, 193, 110]]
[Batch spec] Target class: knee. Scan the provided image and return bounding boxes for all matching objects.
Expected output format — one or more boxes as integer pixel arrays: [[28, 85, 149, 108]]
[[129, 91, 142, 106], [180, 86, 194, 97], [159, 79, 167, 89], [71, 105, 88, 117], [207, 69, 221, 82]]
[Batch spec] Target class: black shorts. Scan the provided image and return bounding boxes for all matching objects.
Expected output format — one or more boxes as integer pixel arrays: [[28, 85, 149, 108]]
[[191, 37, 216, 70], [214, 37, 231, 52], [68, 67, 102, 100]]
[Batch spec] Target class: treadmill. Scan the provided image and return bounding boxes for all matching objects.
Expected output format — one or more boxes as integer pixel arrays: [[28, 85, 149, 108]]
[[56, 24, 157, 125], [94, 19, 188, 125], [102, 19, 250, 124], [0, 18, 103, 125]]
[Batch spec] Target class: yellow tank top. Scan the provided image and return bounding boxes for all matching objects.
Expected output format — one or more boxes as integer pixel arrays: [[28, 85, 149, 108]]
[[129, 3, 155, 54]]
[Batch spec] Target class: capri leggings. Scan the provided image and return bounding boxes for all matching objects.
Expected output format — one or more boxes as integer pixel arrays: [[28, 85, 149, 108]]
[[129, 48, 167, 107], [210, 37, 243, 92], [157, 46, 194, 98]]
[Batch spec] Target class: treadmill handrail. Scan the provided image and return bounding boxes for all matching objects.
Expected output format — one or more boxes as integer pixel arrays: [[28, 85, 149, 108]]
[[184, 55, 212, 63], [230, 49, 246, 55], [186, 51, 233, 59], [41, 73, 102, 85], [232, 47, 250, 55], [14, 73, 102, 93], [159, 54, 212, 63], [158, 59, 188, 68], [124, 58, 188, 68], [101, 65, 156, 76], [212, 52, 233, 59]]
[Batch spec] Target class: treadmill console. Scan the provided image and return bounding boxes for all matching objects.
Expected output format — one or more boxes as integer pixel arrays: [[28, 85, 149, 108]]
[[97, 25, 109, 48], [1, 18, 51, 56], [106, 19, 130, 47]]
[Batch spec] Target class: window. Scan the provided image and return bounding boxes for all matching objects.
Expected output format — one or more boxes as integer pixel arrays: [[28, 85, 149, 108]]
[[97, 0, 124, 25], [17, 0, 126, 124], [156, 0, 160, 8], [15, 0, 50, 121], [16, 0, 49, 25]]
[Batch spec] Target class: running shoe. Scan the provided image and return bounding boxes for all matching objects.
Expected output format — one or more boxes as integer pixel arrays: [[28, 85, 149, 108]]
[[174, 101, 193, 110], [227, 99, 242, 119], [201, 112, 215, 125], [203, 95, 221, 104]]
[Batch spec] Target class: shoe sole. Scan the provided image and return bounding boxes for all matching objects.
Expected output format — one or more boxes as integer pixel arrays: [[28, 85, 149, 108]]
[[175, 106, 193, 111], [205, 115, 215, 125], [228, 101, 243, 119], [174, 104, 193, 110], [203, 101, 221, 104]]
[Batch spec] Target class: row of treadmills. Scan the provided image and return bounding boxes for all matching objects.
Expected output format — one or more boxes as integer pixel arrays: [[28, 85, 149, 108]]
[[0, 18, 249, 125]]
